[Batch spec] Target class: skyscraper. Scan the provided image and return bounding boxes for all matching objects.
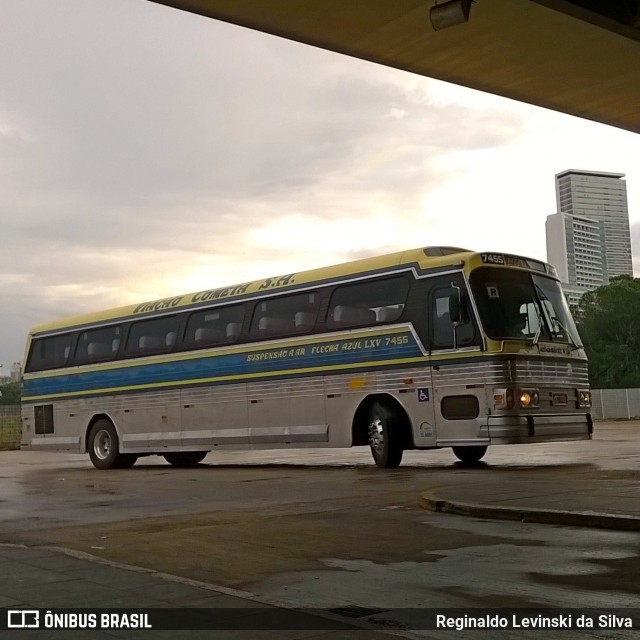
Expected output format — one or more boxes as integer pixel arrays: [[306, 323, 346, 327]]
[[546, 169, 632, 304]]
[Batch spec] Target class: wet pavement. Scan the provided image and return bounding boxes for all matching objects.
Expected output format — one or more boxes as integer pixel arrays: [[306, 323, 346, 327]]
[[421, 466, 640, 529], [1, 420, 639, 638], [419, 420, 640, 530], [0, 545, 394, 639]]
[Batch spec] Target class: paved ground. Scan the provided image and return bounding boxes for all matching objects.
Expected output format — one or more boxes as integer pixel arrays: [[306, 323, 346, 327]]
[[1, 545, 395, 639], [1, 420, 639, 638]]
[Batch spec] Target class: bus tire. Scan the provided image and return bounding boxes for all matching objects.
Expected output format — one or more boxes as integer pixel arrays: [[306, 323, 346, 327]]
[[368, 401, 403, 468], [452, 446, 487, 464], [87, 419, 132, 470], [163, 451, 208, 467]]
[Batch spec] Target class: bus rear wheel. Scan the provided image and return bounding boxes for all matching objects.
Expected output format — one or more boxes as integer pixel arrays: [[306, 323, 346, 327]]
[[88, 419, 136, 470], [368, 401, 403, 468], [452, 446, 487, 464], [163, 451, 208, 467]]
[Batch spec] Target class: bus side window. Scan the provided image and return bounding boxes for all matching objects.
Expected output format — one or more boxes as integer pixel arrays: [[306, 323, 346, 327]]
[[327, 277, 409, 330], [126, 316, 179, 356], [431, 285, 476, 349], [26, 333, 74, 372], [185, 305, 245, 349], [76, 326, 121, 364], [250, 293, 319, 340]]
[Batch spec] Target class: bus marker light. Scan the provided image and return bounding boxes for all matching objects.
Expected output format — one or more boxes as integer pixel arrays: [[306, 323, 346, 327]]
[[493, 388, 514, 409]]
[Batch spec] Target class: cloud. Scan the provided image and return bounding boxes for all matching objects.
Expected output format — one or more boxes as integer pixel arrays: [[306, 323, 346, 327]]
[[1, 0, 637, 368]]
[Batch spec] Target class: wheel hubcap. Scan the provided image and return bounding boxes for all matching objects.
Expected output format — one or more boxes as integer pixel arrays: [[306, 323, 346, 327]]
[[93, 429, 112, 460], [368, 417, 385, 452]]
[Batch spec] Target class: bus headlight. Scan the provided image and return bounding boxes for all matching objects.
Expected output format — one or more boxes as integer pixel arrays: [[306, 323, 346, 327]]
[[578, 389, 592, 408], [518, 389, 540, 408]]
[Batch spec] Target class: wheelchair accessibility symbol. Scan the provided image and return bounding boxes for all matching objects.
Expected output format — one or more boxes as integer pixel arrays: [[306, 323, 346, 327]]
[[418, 388, 430, 402]]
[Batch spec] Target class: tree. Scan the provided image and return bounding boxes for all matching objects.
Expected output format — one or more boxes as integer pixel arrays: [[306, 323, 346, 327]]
[[0, 381, 21, 405], [576, 276, 640, 388]]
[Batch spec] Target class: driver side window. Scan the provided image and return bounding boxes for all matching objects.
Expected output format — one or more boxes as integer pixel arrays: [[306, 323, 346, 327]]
[[431, 283, 476, 350]]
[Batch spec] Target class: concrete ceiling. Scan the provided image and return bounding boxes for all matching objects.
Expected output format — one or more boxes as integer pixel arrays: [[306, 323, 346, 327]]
[[147, 0, 640, 134]]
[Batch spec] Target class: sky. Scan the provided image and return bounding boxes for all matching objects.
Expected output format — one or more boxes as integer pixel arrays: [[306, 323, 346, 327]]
[[1, 0, 638, 370]]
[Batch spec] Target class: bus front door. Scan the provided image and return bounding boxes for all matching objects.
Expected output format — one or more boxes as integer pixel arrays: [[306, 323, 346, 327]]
[[429, 279, 488, 450]]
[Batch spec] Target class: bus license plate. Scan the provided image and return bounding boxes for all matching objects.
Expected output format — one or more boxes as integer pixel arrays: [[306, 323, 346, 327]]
[[552, 393, 568, 406]]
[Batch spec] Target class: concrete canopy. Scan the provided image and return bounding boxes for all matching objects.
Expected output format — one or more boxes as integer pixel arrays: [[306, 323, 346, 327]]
[[148, 0, 640, 134]]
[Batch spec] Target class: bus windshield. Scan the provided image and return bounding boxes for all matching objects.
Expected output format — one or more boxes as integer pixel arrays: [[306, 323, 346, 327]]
[[469, 268, 582, 346]]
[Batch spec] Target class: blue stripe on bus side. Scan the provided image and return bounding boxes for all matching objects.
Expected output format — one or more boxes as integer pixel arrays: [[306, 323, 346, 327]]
[[22, 331, 424, 401]]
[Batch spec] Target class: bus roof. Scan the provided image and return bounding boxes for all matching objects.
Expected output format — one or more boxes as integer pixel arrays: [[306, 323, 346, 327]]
[[29, 247, 555, 335]]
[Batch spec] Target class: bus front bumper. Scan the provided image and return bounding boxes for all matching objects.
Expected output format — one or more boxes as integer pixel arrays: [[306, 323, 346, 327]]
[[484, 412, 592, 444]]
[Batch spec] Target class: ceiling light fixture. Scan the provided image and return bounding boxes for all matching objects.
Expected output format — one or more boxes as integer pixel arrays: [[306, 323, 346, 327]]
[[430, 0, 473, 31]]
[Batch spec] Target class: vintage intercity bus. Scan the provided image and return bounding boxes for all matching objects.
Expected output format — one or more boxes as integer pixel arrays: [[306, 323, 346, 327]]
[[21, 246, 592, 469]]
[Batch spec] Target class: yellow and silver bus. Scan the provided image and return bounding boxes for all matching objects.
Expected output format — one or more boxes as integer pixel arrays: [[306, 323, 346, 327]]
[[21, 246, 592, 469]]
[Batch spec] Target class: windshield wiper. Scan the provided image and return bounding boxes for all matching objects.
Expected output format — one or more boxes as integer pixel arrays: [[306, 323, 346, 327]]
[[551, 317, 582, 352], [531, 282, 581, 351], [532, 304, 543, 346], [531, 282, 555, 345]]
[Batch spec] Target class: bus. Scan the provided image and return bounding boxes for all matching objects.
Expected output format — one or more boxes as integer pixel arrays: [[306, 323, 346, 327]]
[[21, 246, 592, 469]]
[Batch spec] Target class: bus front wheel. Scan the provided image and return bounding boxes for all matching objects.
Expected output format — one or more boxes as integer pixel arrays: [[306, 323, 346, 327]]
[[452, 446, 487, 464], [88, 419, 136, 470], [163, 452, 208, 467], [368, 401, 403, 468]]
